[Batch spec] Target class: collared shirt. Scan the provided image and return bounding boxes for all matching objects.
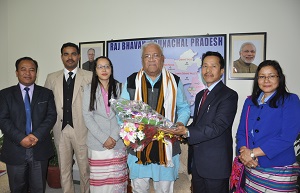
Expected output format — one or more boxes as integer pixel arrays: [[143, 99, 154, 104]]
[[258, 91, 276, 105], [200, 79, 223, 102], [206, 79, 223, 92], [19, 83, 34, 102], [144, 72, 161, 91], [64, 67, 78, 81]]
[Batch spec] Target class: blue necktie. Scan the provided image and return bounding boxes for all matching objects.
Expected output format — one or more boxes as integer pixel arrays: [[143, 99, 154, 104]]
[[24, 87, 31, 135]]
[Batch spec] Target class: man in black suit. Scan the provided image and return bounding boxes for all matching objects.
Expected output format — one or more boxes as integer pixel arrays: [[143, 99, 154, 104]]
[[161, 51, 238, 193], [0, 57, 57, 193]]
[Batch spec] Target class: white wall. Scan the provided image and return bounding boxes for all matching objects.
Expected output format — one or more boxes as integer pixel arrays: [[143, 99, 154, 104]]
[[1, 0, 300, 151], [0, 0, 8, 89]]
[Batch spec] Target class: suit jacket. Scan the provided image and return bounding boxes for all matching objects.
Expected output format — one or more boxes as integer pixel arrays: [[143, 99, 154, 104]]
[[82, 61, 94, 71], [187, 81, 238, 179], [233, 58, 257, 73], [236, 94, 300, 167], [44, 68, 92, 145], [82, 83, 124, 151], [0, 84, 57, 165]]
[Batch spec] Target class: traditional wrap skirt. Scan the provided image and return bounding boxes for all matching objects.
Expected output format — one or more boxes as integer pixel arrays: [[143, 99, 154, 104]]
[[88, 148, 128, 193], [244, 163, 300, 192]]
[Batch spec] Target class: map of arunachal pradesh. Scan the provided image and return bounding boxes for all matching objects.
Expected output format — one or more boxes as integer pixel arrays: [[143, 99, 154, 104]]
[[165, 49, 205, 109]]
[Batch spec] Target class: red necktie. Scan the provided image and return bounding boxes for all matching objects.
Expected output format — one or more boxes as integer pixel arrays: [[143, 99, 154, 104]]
[[198, 89, 209, 114]]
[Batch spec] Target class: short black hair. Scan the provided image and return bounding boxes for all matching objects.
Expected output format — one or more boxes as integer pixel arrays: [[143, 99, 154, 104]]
[[61, 42, 80, 54], [15, 57, 38, 72], [201, 51, 225, 69]]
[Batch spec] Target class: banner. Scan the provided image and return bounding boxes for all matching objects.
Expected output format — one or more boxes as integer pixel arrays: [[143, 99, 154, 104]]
[[107, 35, 226, 115]]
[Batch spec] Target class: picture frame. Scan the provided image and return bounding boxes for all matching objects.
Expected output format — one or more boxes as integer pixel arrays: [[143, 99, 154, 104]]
[[79, 41, 105, 71], [229, 32, 267, 80]]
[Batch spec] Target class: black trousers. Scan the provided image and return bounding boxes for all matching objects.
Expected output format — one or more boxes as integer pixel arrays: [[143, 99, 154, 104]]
[[191, 167, 229, 193], [6, 148, 48, 193]]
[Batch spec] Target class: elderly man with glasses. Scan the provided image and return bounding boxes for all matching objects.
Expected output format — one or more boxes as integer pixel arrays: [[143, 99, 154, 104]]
[[120, 41, 190, 193]]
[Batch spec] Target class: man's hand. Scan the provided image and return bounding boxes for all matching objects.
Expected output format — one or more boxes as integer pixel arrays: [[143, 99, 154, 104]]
[[158, 125, 187, 136], [28, 134, 38, 143], [173, 125, 187, 135], [20, 134, 38, 148]]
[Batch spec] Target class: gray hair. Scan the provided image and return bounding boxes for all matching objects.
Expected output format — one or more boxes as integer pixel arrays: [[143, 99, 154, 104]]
[[141, 41, 163, 56], [240, 42, 256, 52], [87, 48, 95, 53]]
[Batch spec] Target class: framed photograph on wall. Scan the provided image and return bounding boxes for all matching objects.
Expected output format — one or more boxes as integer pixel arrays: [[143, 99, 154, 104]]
[[229, 32, 267, 80], [79, 41, 105, 71]]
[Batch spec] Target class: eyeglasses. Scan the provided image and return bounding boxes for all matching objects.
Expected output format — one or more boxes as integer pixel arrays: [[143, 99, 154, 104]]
[[143, 53, 162, 60], [258, 75, 279, 80], [96, 65, 111, 70]]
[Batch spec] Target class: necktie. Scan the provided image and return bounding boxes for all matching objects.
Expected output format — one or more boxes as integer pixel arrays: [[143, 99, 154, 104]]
[[67, 72, 73, 85], [198, 89, 209, 114], [24, 87, 31, 135]]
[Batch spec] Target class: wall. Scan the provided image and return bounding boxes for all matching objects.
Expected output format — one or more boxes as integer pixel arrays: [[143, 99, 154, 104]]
[[0, 0, 300, 177], [0, 0, 8, 89]]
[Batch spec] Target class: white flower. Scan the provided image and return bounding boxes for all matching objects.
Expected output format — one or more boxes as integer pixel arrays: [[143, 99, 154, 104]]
[[137, 130, 145, 141], [119, 129, 126, 138], [127, 131, 137, 143]]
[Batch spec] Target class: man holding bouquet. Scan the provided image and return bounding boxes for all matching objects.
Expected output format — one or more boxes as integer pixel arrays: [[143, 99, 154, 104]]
[[120, 42, 190, 193]]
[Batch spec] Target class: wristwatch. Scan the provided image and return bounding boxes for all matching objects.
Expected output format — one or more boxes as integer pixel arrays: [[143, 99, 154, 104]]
[[182, 128, 190, 138], [250, 149, 256, 160]]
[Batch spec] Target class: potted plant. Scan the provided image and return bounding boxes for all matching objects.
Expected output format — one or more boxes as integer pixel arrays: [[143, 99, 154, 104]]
[[47, 133, 61, 189], [0, 134, 6, 177]]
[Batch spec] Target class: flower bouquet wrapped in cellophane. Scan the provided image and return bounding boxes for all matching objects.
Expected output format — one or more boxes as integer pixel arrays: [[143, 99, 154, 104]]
[[110, 98, 176, 152]]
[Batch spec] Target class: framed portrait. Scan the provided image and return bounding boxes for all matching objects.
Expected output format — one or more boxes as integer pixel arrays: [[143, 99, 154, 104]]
[[229, 32, 267, 80], [79, 41, 105, 71]]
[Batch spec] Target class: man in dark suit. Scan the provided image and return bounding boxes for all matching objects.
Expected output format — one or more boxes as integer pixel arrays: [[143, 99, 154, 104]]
[[161, 51, 238, 193], [0, 57, 57, 193]]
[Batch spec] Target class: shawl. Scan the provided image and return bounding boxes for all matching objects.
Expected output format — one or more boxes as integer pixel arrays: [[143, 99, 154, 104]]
[[134, 67, 177, 166]]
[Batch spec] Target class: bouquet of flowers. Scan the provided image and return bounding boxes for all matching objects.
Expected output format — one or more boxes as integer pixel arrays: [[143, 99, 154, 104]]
[[110, 98, 175, 151]]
